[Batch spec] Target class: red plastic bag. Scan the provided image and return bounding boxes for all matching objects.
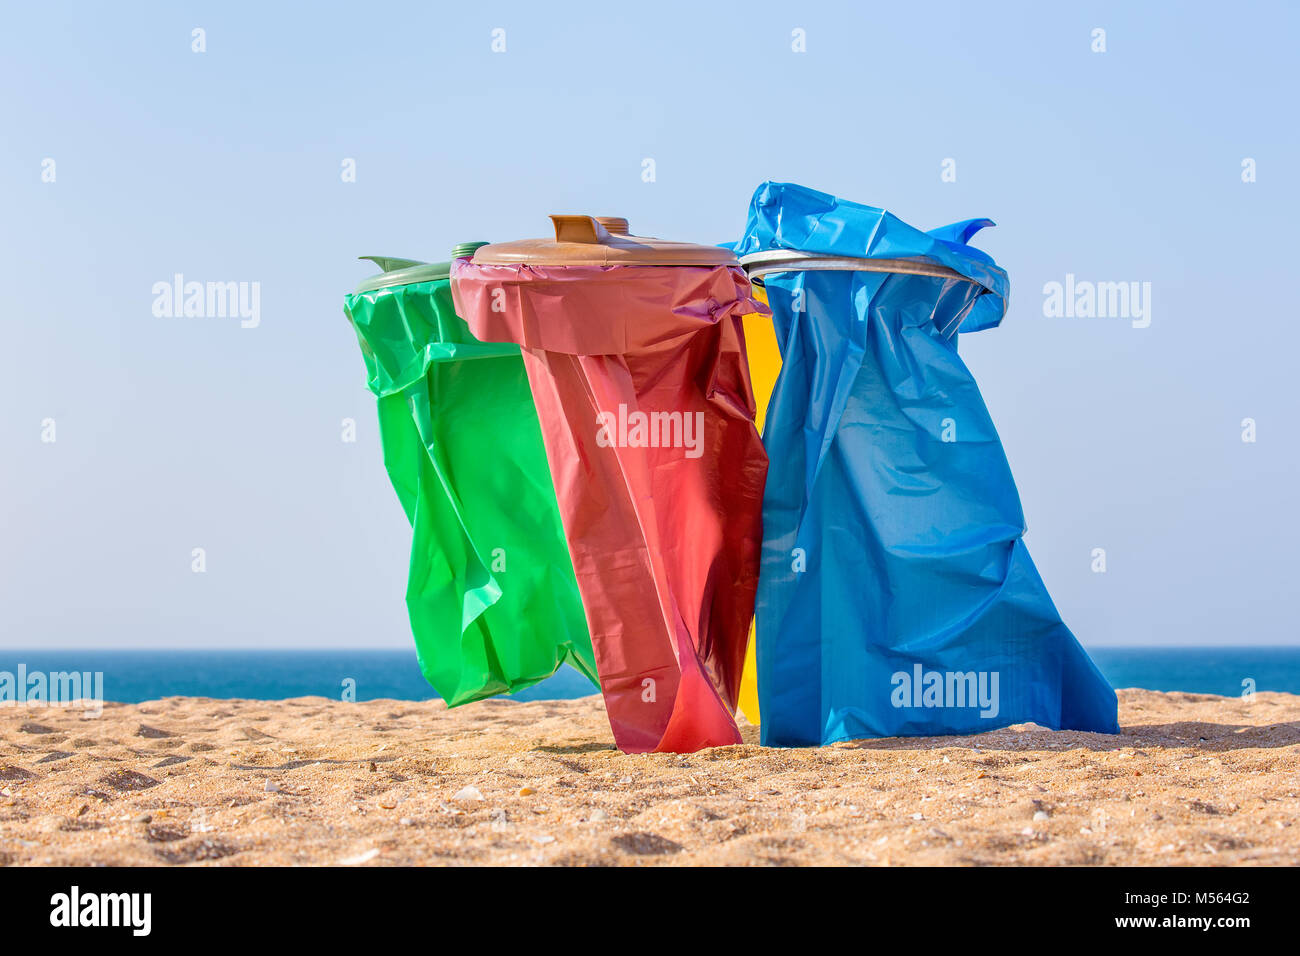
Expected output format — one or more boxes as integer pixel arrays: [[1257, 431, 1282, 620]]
[[453, 240, 768, 753]]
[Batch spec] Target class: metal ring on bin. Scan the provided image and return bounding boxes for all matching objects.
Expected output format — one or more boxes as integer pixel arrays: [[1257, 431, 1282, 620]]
[[739, 250, 976, 285], [739, 251, 985, 338]]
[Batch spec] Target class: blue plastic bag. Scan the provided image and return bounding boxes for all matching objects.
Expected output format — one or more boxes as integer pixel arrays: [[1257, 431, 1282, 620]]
[[736, 182, 1119, 746]]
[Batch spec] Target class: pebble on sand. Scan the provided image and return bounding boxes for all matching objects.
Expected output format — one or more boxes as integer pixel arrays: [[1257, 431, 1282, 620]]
[[338, 848, 380, 866]]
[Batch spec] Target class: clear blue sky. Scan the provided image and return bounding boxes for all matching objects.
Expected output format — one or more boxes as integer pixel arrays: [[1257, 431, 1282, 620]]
[[2, 1, 1296, 648]]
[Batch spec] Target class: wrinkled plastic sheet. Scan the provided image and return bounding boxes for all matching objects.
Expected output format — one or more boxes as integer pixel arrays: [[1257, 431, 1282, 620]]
[[737, 182, 1119, 745], [452, 261, 769, 753], [344, 277, 597, 706]]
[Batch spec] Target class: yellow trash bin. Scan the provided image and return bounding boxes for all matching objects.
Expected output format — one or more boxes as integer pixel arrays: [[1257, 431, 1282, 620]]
[[737, 286, 781, 725]]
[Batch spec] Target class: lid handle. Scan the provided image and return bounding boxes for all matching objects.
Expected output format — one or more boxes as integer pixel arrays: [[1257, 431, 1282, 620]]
[[358, 255, 426, 273], [550, 215, 611, 244]]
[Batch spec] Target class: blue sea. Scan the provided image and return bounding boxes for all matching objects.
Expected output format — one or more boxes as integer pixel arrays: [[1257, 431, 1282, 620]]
[[0, 647, 1297, 704]]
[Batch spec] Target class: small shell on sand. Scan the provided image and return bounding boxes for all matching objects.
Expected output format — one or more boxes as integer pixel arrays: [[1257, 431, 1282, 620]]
[[338, 848, 380, 866]]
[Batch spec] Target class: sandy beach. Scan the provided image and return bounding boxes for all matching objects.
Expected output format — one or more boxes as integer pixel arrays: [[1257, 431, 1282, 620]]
[[1, 689, 1297, 866]]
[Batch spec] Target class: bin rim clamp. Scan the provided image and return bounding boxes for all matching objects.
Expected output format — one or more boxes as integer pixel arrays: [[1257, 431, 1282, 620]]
[[738, 250, 975, 284]]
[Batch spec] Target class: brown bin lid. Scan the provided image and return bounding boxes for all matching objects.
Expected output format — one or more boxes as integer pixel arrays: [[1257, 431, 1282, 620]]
[[470, 215, 737, 267]]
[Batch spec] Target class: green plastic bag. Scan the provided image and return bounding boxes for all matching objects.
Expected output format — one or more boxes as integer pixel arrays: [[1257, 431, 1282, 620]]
[[344, 251, 597, 705]]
